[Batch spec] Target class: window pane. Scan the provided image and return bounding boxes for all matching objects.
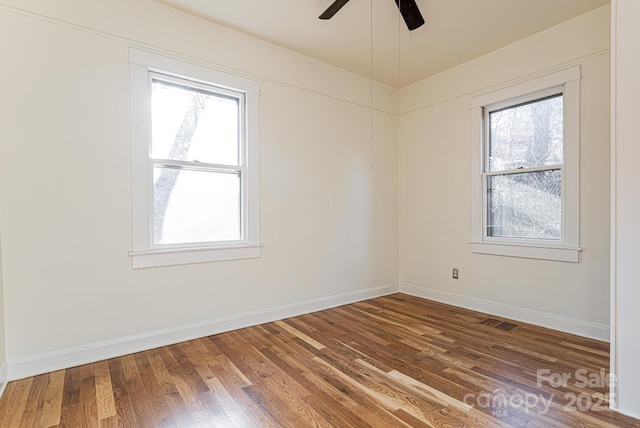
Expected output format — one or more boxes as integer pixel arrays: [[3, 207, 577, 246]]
[[153, 167, 241, 245], [489, 95, 563, 171], [151, 79, 240, 166], [487, 170, 561, 240]]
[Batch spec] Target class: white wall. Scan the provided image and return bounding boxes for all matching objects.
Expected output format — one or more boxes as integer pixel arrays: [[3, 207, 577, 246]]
[[0, 220, 6, 387], [399, 6, 611, 337], [0, 0, 398, 377], [611, 0, 640, 418], [0, 101, 6, 386]]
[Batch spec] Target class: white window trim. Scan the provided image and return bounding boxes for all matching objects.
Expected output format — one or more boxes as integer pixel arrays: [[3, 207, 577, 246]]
[[128, 49, 261, 268], [469, 66, 582, 263]]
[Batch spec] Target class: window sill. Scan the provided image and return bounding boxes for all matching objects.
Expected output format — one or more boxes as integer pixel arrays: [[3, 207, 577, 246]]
[[469, 240, 581, 263], [129, 244, 262, 269]]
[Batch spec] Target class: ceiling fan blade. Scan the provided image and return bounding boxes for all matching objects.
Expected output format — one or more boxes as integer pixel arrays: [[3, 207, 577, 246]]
[[319, 0, 351, 20], [395, 0, 425, 30]]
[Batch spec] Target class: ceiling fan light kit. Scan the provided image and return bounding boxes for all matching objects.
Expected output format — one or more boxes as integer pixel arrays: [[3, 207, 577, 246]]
[[320, 0, 425, 31]]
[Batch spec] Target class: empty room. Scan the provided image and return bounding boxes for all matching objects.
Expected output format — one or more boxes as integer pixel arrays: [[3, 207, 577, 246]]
[[0, 0, 639, 426]]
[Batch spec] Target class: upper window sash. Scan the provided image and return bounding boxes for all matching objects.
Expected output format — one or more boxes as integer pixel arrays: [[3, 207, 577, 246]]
[[148, 72, 246, 168], [483, 88, 564, 172]]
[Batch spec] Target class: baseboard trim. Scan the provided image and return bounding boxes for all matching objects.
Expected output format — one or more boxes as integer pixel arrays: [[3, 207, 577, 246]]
[[8, 284, 400, 381], [399, 283, 610, 342], [7, 283, 609, 381]]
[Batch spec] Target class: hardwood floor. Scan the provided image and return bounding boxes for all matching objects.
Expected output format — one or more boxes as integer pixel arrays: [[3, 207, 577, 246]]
[[1, 294, 638, 427]]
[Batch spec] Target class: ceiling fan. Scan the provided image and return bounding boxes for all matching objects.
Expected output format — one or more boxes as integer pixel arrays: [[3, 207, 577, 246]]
[[319, 0, 425, 31]]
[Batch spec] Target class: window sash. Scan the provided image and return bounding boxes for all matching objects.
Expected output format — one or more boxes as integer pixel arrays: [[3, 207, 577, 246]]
[[150, 163, 246, 250], [149, 71, 247, 167], [482, 87, 564, 174], [483, 167, 562, 242]]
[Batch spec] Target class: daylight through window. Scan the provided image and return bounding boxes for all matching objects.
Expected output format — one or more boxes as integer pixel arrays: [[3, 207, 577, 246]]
[[129, 49, 261, 268], [485, 93, 563, 240], [469, 66, 581, 262], [151, 75, 244, 246]]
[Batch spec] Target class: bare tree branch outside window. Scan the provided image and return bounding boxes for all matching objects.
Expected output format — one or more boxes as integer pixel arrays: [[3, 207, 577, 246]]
[[487, 95, 563, 240], [153, 92, 207, 243]]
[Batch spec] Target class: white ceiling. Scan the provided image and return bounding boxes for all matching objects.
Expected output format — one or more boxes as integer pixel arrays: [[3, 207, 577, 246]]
[[155, 0, 609, 87]]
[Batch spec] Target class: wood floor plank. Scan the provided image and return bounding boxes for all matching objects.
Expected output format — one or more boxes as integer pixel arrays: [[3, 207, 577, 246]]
[[107, 358, 130, 402], [194, 388, 236, 427], [130, 351, 172, 427], [2, 294, 639, 427], [120, 354, 140, 383], [159, 346, 211, 424], [93, 360, 116, 420], [0, 377, 32, 428], [146, 348, 195, 427], [39, 370, 65, 428], [60, 365, 81, 409], [98, 396, 141, 428], [274, 320, 326, 350], [201, 376, 255, 427], [58, 403, 81, 428], [79, 371, 98, 428], [18, 374, 48, 427]]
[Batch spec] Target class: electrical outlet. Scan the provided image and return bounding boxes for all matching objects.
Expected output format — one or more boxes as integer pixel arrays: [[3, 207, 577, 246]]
[[452, 268, 459, 279]]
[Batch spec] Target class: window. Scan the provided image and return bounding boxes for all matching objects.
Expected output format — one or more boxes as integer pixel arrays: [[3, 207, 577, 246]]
[[486, 93, 564, 240], [129, 49, 261, 268], [469, 67, 581, 262]]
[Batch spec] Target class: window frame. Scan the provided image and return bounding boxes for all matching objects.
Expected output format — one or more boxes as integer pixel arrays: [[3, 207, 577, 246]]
[[469, 67, 582, 262], [129, 49, 261, 268]]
